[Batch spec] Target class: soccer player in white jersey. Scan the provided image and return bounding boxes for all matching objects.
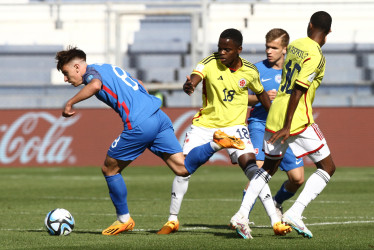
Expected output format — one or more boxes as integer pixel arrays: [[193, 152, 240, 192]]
[[157, 28, 291, 238], [231, 11, 336, 239]]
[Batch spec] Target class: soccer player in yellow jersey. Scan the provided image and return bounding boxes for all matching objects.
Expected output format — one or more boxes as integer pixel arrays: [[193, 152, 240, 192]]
[[158, 28, 291, 237], [231, 11, 336, 239]]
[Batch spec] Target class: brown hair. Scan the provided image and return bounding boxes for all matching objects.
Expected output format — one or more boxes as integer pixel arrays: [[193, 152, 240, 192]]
[[55, 46, 86, 71], [265, 28, 289, 47]]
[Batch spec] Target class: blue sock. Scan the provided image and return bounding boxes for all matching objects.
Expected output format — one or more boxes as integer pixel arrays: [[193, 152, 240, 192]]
[[184, 142, 216, 174], [274, 181, 295, 204], [105, 174, 129, 215]]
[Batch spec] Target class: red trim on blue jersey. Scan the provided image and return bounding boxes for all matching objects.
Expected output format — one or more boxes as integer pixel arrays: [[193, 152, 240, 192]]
[[102, 84, 133, 130], [103, 85, 118, 99], [120, 102, 132, 130], [296, 144, 324, 158]]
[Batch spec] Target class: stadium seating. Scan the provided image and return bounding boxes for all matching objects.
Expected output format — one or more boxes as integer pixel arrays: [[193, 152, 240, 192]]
[[0, 1, 373, 108]]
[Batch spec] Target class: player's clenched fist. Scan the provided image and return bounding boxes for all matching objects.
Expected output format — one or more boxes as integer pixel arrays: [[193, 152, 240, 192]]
[[183, 76, 195, 95]]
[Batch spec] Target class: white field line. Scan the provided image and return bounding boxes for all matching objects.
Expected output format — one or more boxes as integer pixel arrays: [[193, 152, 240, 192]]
[[40, 196, 374, 204]]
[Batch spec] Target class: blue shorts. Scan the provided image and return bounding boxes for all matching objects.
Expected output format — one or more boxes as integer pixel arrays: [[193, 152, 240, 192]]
[[107, 109, 182, 161], [248, 121, 303, 171]]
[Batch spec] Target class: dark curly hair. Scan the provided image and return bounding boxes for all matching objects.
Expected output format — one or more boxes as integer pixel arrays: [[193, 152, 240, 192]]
[[220, 28, 243, 47], [55, 46, 86, 71], [310, 11, 332, 35]]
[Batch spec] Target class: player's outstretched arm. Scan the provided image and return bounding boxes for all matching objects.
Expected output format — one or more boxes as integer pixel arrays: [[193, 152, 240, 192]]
[[62, 79, 102, 117], [183, 74, 202, 96], [267, 84, 306, 144]]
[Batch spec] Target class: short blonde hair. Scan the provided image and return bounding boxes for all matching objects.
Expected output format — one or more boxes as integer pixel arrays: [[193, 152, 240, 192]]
[[265, 28, 289, 47]]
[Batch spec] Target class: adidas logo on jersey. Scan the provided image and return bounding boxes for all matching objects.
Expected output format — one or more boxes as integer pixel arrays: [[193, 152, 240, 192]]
[[217, 76, 223, 80]]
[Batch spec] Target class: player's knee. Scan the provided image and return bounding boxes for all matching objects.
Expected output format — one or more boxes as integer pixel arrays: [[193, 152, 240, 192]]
[[102, 156, 119, 176], [101, 164, 116, 176], [174, 166, 190, 177], [290, 177, 304, 187], [317, 155, 336, 177], [326, 162, 336, 177]]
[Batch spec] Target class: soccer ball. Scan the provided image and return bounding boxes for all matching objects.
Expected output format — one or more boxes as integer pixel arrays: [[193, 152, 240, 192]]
[[44, 208, 75, 236]]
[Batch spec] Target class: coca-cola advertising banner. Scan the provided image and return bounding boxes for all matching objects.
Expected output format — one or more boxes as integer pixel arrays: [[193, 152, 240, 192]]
[[0, 108, 373, 167]]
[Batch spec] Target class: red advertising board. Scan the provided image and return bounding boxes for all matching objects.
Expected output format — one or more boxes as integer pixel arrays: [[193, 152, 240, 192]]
[[0, 108, 373, 167]]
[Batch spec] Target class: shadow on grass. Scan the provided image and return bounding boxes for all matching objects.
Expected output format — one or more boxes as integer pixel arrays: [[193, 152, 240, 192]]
[[181, 223, 300, 239], [25, 229, 102, 235], [181, 223, 246, 239]]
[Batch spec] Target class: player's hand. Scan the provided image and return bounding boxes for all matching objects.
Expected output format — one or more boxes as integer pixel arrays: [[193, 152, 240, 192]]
[[267, 127, 290, 145], [62, 103, 75, 118], [267, 89, 277, 101], [183, 76, 195, 95]]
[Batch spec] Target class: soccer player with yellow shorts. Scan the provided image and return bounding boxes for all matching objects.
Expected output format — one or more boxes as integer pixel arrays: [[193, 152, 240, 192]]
[[158, 28, 291, 238], [231, 11, 336, 239]]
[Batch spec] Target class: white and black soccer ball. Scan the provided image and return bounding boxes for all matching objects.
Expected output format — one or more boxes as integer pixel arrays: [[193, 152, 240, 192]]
[[44, 208, 75, 236]]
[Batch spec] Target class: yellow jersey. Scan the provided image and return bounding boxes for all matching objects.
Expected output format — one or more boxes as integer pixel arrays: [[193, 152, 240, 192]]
[[191, 53, 264, 128], [266, 37, 326, 135]]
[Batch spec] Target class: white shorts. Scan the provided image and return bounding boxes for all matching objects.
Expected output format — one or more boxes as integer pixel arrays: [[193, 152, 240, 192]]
[[183, 124, 255, 164], [263, 123, 331, 163]]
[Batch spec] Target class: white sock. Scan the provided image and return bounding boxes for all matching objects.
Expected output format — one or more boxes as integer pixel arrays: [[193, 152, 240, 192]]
[[117, 213, 130, 223], [168, 175, 190, 221], [239, 168, 271, 217], [290, 169, 330, 216], [210, 141, 222, 151], [259, 184, 279, 226]]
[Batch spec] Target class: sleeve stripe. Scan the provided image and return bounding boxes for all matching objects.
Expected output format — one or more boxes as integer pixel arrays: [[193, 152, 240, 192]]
[[317, 57, 325, 70], [201, 55, 215, 64], [201, 53, 219, 65], [203, 57, 218, 65], [242, 60, 259, 73], [316, 46, 326, 70]]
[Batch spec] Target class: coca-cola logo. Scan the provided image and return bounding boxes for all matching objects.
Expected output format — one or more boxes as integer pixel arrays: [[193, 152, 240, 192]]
[[0, 112, 80, 165]]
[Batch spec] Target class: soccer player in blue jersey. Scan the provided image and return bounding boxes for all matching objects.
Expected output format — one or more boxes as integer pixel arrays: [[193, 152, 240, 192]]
[[56, 46, 241, 236], [246, 28, 304, 218]]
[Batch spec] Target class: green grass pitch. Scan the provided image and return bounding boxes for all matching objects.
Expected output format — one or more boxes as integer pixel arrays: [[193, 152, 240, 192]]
[[0, 166, 373, 249]]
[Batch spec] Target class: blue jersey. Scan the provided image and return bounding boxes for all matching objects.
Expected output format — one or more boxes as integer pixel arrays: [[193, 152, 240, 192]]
[[83, 63, 162, 130], [248, 60, 282, 125]]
